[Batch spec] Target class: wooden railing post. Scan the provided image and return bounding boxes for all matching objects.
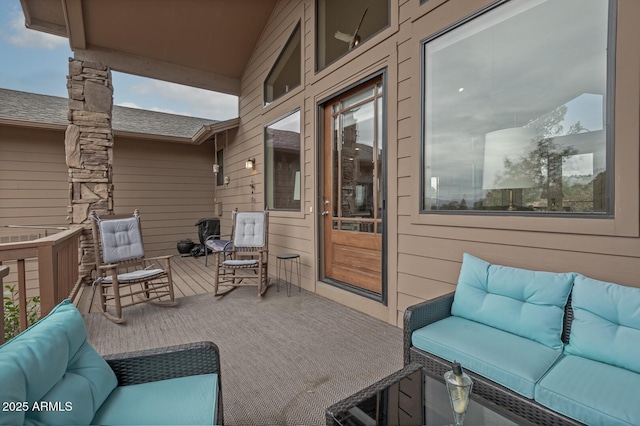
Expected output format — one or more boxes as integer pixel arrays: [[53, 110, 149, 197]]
[[0, 265, 9, 344], [17, 259, 28, 332], [38, 244, 57, 317]]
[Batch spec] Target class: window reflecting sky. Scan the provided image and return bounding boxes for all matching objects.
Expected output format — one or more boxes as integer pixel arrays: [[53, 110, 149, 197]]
[[422, 0, 610, 212]]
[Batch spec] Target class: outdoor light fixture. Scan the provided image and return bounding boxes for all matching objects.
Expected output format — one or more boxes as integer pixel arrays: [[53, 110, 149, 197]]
[[245, 158, 255, 170]]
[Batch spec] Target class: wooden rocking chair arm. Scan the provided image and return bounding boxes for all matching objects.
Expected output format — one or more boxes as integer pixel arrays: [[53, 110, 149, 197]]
[[145, 254, 173, 262], [98, 263, 119, 271], [97, 256, 170, 272]]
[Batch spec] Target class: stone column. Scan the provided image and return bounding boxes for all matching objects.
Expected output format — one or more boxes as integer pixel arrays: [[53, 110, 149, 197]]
[[65, 58, 114, 283]]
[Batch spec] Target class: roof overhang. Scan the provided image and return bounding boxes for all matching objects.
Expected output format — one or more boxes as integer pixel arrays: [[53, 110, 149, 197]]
[[193, 118, 240, 144], [0, 117, 66, 132], [0, 115, 239, 145], [20, 0, 278, 96]]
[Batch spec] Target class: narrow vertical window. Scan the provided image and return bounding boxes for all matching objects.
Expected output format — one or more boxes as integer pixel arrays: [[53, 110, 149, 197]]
[[265, 23, 301, 105], [265, 110, 301, 210], [215, 149, 224, 187]]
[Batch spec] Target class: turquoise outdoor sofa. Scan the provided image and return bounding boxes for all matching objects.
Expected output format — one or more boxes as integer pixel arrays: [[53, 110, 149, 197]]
[[0, 300, 223, 425], [404, 253, 640, 426]]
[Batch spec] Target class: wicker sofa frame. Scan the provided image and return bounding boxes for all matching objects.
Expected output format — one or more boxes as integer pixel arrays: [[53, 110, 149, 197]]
[[103, 341, 223, 425], [403, 292, 581, 426]]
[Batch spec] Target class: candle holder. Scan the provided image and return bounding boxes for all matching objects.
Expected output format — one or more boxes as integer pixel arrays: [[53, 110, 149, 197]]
[[444, 362, 473, 426]]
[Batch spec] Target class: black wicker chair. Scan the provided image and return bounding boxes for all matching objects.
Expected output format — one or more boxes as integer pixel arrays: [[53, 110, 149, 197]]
[[103, 341, 224, 425], [403, 292, 582, 426]]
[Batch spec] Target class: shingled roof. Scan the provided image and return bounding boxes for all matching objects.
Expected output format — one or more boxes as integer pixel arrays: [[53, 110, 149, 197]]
[[0, 88, 221, 140]]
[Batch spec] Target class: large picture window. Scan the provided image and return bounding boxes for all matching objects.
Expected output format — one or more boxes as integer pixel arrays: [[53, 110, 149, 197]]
[[265, 110, 301, 210], [421, 0, 613, 215]]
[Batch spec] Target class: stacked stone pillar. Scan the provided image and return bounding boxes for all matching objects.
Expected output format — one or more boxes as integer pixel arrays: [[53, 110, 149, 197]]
[[65, 58, 114, 283]]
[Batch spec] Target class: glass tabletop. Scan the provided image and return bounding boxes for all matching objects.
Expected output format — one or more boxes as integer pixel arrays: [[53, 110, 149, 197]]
[[326, 363, 532, 426]]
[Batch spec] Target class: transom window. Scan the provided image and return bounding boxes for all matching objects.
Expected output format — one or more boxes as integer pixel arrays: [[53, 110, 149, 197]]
[[421, 0, 613, 215], [316, 0, 389, 71]]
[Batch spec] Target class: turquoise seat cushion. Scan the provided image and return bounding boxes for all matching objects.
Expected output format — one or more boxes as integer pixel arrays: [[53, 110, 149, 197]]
[[451, 253, 574, 350], [565, 275, 640, 374], [0, 300, 117, 425], [92, 373, 219, 425], [412, 316, 561, 398], [536, 355, 640, 426]]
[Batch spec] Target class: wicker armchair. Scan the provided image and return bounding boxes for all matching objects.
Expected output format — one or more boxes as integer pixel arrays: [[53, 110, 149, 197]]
[[103, 341, 223, 425]]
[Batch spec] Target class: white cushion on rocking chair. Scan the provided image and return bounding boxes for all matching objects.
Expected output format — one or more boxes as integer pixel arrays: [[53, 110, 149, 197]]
[[223, 259, 259, 267], [102, 268, 165, 283], [99, 217, 145, 264]]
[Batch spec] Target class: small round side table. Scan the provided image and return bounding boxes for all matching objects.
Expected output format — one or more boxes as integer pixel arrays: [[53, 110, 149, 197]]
[[276, 253, 301, 296]]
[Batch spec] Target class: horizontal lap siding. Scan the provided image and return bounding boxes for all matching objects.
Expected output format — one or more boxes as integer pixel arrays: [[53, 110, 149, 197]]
[[225, 0, 315, 287], [395, 0, 640, 327], [0, 126, 217, 292], [229, 0, 640, 328], [112, 138, 216, 257], [0, 126, 68, 297], [0, 127, 68, 227]]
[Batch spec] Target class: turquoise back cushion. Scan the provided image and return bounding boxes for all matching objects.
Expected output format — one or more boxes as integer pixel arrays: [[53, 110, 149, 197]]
[[565, 275, 640, 374], [451, 253, 575, 350], [0, 300, 117, 425]]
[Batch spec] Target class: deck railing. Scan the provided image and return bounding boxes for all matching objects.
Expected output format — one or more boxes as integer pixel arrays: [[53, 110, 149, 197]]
[[0, 228, 83, 344]]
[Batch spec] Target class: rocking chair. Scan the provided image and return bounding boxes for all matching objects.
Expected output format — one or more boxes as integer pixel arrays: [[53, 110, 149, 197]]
[[90, 210, 176, 323], [212, 210, 270, 296]]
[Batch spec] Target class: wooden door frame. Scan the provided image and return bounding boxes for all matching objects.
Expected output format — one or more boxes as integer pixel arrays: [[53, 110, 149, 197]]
[[316, 70, 388, 304]]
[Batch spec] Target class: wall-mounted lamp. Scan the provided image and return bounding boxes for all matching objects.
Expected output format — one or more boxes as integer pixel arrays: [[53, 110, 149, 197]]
[[212, 164, 220, 174], [245, 158, 255, 170]]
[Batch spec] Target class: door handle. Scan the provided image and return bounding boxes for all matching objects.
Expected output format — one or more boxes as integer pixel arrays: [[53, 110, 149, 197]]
[[321, 211, 330, 216]]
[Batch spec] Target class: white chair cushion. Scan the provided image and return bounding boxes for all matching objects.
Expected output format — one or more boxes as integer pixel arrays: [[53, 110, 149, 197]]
[[233, 212, 265, 248], [99, 217, 144, 263]]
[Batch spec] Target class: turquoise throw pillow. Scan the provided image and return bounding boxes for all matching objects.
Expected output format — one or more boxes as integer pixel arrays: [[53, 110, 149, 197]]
[[565, 275, 640, 374], [451, 253, 575, 350]]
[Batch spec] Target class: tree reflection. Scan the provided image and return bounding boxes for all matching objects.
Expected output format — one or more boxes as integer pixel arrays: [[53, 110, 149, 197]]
[[487, 105, 594, 212]]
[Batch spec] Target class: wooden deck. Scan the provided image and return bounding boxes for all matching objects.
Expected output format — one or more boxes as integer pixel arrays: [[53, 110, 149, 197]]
[[76, 255, 222, 314], [170, 255, 219, 297]]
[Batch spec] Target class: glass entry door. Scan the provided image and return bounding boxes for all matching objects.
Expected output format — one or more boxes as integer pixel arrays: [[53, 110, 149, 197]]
[[322, 78, 383, 295]]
